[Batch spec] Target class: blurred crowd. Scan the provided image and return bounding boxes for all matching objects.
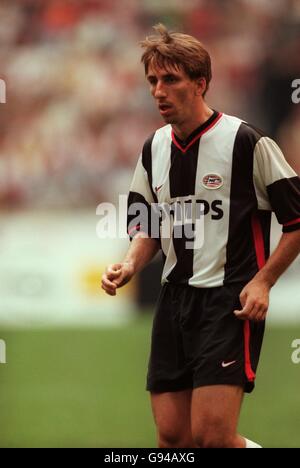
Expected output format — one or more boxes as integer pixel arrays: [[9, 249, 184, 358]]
[[0, 0, 299, 208]]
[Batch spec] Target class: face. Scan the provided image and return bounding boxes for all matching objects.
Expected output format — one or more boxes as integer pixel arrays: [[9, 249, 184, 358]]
[[146, 62, 204, 126]]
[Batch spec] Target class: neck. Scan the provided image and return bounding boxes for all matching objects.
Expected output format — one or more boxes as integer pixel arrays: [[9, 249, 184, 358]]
[[172, 104, 214, 140]]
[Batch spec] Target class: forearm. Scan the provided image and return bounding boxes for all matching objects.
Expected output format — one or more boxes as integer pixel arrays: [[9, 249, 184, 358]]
[[124, 233, 160, 274], [235, 230, 300, 321], [254, 230, 300, 287]]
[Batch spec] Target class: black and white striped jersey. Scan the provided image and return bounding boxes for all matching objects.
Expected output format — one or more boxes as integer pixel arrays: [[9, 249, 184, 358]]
[[127, 111, 300, 287]]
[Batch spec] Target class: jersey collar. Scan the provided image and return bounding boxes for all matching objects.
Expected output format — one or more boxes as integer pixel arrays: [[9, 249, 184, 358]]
[[171, 110, 222, 153]]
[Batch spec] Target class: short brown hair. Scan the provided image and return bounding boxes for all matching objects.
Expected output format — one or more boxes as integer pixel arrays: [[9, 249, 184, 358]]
[[141, 24, 212, 96]]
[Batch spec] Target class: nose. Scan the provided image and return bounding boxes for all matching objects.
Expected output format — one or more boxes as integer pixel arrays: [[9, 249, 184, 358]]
[[153, 80, 167, 99]]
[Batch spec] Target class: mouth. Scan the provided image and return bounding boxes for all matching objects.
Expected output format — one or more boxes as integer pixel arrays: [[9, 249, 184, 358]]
[[158, 103, 173, 116]]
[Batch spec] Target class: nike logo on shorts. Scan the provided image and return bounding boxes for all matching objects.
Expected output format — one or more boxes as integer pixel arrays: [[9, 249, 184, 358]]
[[221, 360, 236, 368]]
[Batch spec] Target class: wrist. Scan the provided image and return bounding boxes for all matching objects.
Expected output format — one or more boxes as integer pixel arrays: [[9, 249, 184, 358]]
[[122, 260, 136, 275], [253, 270, 276, 289]]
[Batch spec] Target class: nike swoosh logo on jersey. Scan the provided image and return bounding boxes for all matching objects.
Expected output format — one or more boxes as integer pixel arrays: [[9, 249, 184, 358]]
[[155, 185, 163, 192], [221, 360, 236, 368]]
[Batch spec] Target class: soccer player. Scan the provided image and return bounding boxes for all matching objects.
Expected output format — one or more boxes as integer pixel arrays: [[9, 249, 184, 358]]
[[101, 24, 300, 448]]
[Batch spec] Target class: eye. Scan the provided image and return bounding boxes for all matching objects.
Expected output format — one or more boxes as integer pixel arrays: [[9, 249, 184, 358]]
[[148, 77, 157, 86], [165, 75, 177, 83]]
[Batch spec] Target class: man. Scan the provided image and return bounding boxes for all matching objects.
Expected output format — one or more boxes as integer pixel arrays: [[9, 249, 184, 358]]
[[101, 24, 300, 448]]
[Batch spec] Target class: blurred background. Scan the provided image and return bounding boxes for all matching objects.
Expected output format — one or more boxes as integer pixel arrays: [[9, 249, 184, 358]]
[[0, 0, 300, 448]]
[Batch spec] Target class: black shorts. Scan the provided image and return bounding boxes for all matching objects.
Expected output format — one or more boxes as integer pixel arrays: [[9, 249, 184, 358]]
[[147, 282, 265, 394]]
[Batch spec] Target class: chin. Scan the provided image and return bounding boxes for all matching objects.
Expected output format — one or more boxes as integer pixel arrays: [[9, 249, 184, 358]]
[[162, 116, 177, 124]]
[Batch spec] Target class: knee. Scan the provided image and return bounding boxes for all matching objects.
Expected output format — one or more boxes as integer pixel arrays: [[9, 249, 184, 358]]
[[157, 426, 192, 448], [192, 419, 235, 448]]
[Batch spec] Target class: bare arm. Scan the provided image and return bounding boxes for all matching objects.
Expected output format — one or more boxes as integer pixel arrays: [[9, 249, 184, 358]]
[[101, 233, 160, 296], [235, 230, 300, 321]]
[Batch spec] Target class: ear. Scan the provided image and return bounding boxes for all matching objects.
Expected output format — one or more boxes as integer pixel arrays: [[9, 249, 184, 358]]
[[195, 77, 207, 96]]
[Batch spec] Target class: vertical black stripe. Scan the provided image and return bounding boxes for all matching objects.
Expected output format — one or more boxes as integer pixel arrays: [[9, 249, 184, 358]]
[[169, 142, 200, 198], [167, 141, 200, 283], [167, 222, 195, 284], [141, 133, 158, 203], [224, 123, 264, 284], [257, 210, 272, 260]]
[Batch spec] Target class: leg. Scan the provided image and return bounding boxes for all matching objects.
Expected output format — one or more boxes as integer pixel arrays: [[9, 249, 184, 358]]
[[191, 385, 246, 448], [151, 390, 195, 448]]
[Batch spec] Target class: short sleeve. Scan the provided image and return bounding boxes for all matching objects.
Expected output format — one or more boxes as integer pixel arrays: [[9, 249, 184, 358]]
[[253, 137, 300, 232]]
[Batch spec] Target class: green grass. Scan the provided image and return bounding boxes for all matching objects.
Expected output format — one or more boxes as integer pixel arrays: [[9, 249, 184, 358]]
[[0, 317, 300, 447], [239, 325, 300, 448]]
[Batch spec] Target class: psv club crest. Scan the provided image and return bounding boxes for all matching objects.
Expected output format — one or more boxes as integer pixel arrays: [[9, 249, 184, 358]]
[[202, 173, 224, 190]]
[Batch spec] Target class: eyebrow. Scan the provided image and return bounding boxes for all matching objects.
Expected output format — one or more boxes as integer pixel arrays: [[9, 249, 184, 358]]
[[147, 71, 179, 81]]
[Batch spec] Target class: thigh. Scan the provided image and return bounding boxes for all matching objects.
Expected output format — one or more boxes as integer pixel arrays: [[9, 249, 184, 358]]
[[191, 385, 244, 444], [151, 390, 193, 446], [147, 284, 194, 393], [182, 283, 265, 393]]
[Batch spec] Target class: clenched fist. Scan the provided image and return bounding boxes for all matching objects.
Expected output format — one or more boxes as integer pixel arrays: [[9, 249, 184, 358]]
[[101, 262, 135, 296]]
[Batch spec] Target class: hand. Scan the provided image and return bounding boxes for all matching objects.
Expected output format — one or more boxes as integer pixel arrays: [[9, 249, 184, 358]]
[[234, 280, 270, 322], [101, 262, 135, 296]]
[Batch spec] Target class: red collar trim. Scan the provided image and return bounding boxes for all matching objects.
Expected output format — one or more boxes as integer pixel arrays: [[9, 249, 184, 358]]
[[171, 112, 223, 154]]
